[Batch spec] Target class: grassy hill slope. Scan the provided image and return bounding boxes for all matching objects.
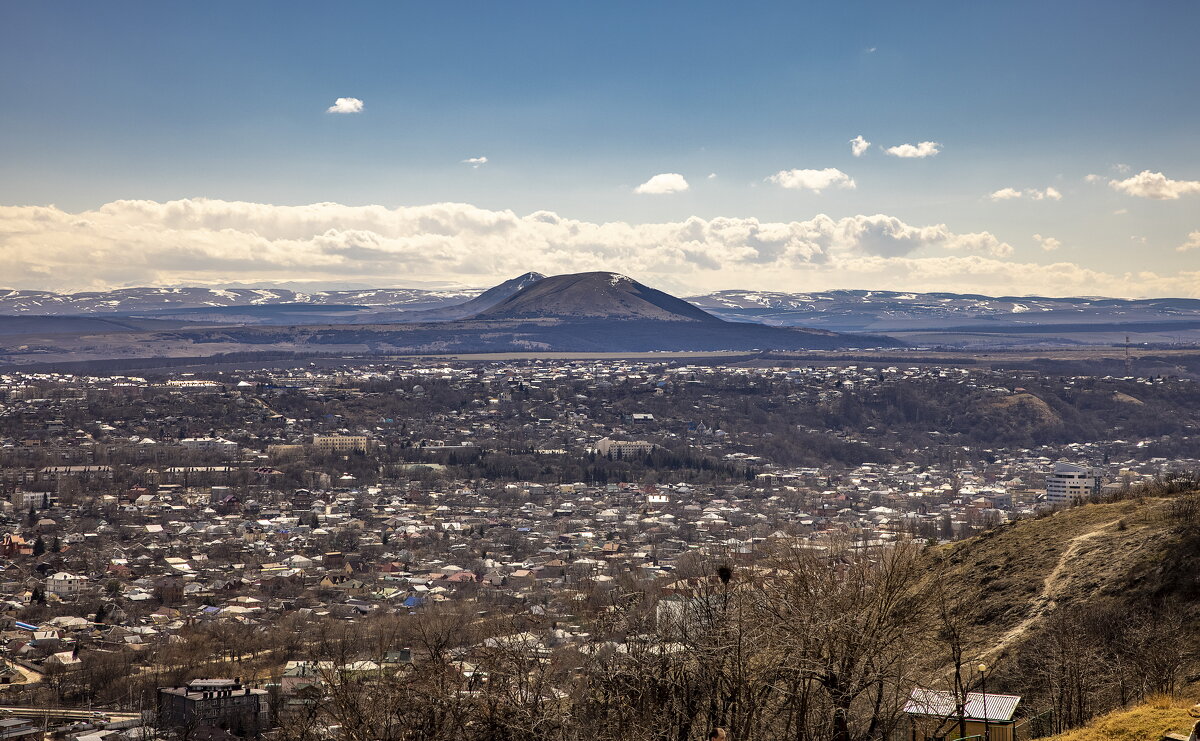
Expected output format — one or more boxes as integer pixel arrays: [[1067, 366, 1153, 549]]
[[928, 479, 1200, 734], [1040, 696, 1198, 741]]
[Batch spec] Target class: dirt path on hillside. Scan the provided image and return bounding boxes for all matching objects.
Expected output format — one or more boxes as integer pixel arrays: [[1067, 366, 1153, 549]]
[[982, 524, 1111, 661]]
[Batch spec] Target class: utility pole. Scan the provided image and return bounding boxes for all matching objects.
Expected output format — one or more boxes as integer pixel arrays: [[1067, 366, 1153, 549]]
[[1124, 335, 1133, 377]]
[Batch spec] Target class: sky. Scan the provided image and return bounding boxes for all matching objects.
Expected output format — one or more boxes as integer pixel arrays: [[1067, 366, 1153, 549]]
[[2, 1, 1199, 297]]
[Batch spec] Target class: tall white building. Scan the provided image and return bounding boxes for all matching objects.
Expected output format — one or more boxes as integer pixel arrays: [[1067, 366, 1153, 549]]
[[1045, 463, 1103, 505], [596, 437, 655, 458]]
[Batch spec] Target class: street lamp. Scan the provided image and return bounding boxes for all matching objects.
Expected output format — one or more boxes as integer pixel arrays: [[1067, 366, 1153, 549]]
[[977, 662, 990, 741]]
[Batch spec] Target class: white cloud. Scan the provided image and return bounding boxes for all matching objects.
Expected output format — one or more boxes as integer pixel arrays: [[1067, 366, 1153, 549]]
[[849, 135, 871, 157], [767, 168, 856, 193], [707, 173, 717, 179], [462, 156, 488, 168], [1033, 234, 1062, 252], [990, 186, 1062, 201], [884, 141, 941, 158], [1109, 170, 1200, 200], [634, 173, 689, 195], [1084, 173, 1104, 183], [326, 97, 364, 114], [1, 198, 1196, 298], [1179, 231, 1200, 252], [865, 46, 877, 53]]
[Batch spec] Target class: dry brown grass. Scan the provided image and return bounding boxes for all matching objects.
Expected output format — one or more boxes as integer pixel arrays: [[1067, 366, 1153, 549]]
[[934, 496, 1179, 659], [1040, 695, 1198, 741]]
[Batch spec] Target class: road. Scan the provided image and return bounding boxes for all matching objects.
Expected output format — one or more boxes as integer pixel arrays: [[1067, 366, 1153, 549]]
[[0, 705, 141, 723]]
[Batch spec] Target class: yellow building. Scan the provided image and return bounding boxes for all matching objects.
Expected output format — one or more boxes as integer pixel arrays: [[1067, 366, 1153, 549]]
[[311, 435, 369, 454]]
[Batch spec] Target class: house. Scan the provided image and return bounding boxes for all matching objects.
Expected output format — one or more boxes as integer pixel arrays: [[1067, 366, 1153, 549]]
[[904, 688, 1021, 741], [46, 650, 83, 669], [45, 572, 88, 598]]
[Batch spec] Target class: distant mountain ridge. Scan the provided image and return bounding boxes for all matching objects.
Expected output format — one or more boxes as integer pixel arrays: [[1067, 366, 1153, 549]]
[[0, 286, 477, 315], [4, 282, 1200, 334], [687, 289, 1200, 331]]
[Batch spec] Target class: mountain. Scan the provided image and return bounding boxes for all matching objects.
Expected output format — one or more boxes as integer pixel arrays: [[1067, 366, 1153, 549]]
[[0, 286, 477, 315], [382, 272, 547, 322], [0, 273, 903, 363], [688, 289, 1200, 331], [473, 272, 720, 322]]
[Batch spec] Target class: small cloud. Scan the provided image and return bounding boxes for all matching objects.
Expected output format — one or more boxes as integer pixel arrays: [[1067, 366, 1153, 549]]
[[462, 156, 488, 168], [1084, 173, 1104, 183], [1179, 231, 1200, 252], [1113, 208, 1128, 215], [1113, 163, 1131, 174], [990, 186, 1061, 201], [849, 135, 871, 157], [1033, 234, 1062, 252], [634, 173, 690, 195], [1109, 170, 1200, 200], [865, 46, 877, 53], [707, 173, 717, 180], [884, 141, 941, 158], [326, 97, 364, 114], [766, 168, 856, 193]]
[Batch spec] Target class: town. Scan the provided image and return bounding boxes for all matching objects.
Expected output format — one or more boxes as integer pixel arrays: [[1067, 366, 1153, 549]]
[[0, 357, 1196, 739]]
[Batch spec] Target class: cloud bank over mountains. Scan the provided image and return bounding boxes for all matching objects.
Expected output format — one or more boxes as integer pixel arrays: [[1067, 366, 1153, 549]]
[[0, 198, 1196, 298]]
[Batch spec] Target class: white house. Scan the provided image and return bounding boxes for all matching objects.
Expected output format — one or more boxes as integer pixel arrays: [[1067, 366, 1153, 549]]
[[45, 572, 88, 598]]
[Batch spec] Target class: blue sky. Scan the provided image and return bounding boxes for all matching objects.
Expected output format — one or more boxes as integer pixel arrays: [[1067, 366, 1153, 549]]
[[2, 1, 1198, 296]]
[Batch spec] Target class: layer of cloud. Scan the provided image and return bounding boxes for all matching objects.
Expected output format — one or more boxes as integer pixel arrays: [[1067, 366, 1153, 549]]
[[884, 141, 940, 158], [0, 198, 1195, 298], [1109, 170, 1200, 200], [990, 186, 1062, 201], [767, 168, 855, 193], [1179, 231, 1200, 253], [1033, 234, 1062, 252], [326, 97, 364, 114], [849, 135, 871, 157], [462, 156, 488, 168], [634, 173, 689, 195]]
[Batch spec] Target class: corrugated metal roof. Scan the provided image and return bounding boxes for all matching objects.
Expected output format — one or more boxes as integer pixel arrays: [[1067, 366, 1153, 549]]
[[905, 689, 1021, 722]]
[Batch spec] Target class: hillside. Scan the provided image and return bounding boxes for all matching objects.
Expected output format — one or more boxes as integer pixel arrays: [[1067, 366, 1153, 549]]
[[929, 480, 1200, 734], [1039, 696, 1199, 741]]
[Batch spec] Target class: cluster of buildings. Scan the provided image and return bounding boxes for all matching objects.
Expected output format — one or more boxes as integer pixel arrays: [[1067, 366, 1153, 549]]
[[0, 359, 1193, 737]]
